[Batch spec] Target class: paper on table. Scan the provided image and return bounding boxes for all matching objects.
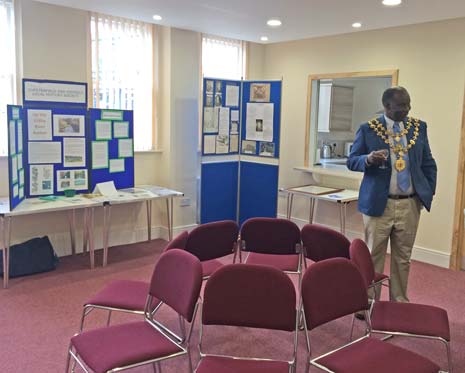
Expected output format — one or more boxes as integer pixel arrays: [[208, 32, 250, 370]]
[[109, 158, 125, 173], [246, 103, 274, 142], [27, 109, 52, 141], [225, 85, 239, 107], [28, 141, 62, 164], [17, 121, 23, 153], [203, 135, 216, 154], [230, 134, 239, 152], [30, 164, 54, 195], [95, 120, 112, 140], [203, 107, 217, 133], [9, 120, 15, 154], [113, 121, 129, 138], [219, 107, 230, 135], [93, 181, 118, 196], [118, 139, 133, 158], [92, 141, 109, 169], [64, 137, 86, 167]]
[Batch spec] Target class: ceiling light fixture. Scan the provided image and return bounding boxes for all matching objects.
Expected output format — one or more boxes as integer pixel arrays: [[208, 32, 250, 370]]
[[260, 36, 269, 42], [352, 22, 362, 28], [152, 14, 162, 21], [382, 0, 402, 6], [267, 19, 282, 27]]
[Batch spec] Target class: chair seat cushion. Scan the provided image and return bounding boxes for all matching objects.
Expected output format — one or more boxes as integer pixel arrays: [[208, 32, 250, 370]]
[[71, 321, 183, 373], [196, 355, 290, 373], [315, 337, 439, 373], [245, 252, 300, 272], [85, 280, 160, 311], [374, 272, 389, 283], [202, 259, 224, 278], [372, 301, 450, 341]]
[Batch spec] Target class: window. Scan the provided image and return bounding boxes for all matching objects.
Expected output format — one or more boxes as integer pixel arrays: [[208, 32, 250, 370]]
[[202, 35, 246, 80], [0, 0, 16, 156], [91, 13, 154, 151]]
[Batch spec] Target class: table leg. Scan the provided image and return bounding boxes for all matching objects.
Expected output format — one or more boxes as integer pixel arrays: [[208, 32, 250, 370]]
[[308, 198, 316, 224], [339, 203, 347, 235], [166, 198, 173, 241], [287, 194, 294, 220], [82, 208, 88, 254], [146, 200, 152, 241], [2, 216, 12, 289], [88, 207, 95, 269], [103, 204, 111, 267], [68, 210, 76, 256]]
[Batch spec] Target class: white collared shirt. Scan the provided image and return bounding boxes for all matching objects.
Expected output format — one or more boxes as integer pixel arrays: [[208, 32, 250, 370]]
[[384, 115, 415, 195]]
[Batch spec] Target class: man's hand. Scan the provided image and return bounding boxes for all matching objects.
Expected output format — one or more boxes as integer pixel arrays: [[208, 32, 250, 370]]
[[367, 150, 388, 166]]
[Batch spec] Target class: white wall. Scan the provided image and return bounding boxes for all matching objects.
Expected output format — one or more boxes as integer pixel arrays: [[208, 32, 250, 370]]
[[260, 18, 465, 266]]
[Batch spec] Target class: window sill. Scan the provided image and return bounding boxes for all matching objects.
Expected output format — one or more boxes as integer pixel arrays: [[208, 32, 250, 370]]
[[135, 149, 163, 154]]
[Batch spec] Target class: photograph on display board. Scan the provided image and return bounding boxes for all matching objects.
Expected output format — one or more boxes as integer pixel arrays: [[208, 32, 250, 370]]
[[206, 80, 214, 93], [30, 164, 53, 195], [259, 142, 275, 157], [205, 94, 213, 107], [216, 135, 229, 154], [250, 83, 271, 102], [53, 114, 85, 137], [215, 81, 222, 93], [214, 93, 222, 107], [230, 134, 239, 152], [241, 140, 256, 154]]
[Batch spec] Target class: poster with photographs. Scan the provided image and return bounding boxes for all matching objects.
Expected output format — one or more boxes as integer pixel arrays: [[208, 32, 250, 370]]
[[57, 169, 88, 191], [259, 142, 275, 157], [214, 93, 222, 107], [64, 138, 86, 167], [30, 164, 53, 196], [215, 81, 222, 93], [241, 140, 256, 154], [250, 83, 271, 102], [245, 103, 274, 142], [205, 80, 214, 93], [53, 114, 85, 137], [205, 94, 214, 107], [216, 135, 229, 154]]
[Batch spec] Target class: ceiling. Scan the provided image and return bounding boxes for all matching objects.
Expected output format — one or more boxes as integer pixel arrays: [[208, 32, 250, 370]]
[[37, 0, 465, 43]]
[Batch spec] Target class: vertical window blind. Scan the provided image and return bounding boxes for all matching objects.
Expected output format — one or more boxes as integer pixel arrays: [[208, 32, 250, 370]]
[[0, 0, 16, 156], [91, 13, 154, 151], [202, 34, 246, 80]]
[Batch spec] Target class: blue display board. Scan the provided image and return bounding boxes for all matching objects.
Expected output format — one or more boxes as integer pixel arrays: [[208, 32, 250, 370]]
[[88, 108, 134, 191], [6, 105, 26, 209], [200, 78, 282, 224], [200, 161, 239, 223], [201, 78, 241, 156], [23, 107, 89, 197], [238, 161, 279, 225]]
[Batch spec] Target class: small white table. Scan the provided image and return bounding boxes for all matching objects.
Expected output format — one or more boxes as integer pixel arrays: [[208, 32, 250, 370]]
[[282, 185, 359, 234], [0, 196, 102, 288]]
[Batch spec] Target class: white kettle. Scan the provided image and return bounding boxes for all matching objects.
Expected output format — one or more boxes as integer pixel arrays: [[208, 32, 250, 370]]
[[322, 144, 332, 158]]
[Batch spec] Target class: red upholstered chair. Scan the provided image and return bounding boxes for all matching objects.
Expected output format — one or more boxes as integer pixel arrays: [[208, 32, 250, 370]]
[[66, 249, 203, 373], [240, 217, 302, 282], [350, 239, 452, 372], [166, 221, 239, 279], [301, 258, 440, 373], [195, 264, 299, 373], [79, 231, 189, 332]]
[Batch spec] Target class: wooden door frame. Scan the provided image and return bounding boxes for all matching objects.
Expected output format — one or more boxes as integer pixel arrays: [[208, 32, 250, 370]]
[[450, 82, 465, 270]]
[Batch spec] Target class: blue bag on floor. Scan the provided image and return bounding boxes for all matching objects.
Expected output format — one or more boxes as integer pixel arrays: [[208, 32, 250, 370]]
[[0, 236, 59, 278]]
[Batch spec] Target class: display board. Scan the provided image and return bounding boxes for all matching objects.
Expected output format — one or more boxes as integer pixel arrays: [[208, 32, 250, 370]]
[[88, 108, 135, 190], [200, 77, 282, 224], [5, 79, 134, 208], [7, 105, 26, 209]]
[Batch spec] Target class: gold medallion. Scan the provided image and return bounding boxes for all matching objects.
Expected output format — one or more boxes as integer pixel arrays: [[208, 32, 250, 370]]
[[395, 158, 406, 172], [395, 136, 400, 142]]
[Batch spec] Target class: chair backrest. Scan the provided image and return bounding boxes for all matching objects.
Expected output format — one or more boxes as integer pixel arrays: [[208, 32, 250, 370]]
[[163, 231, 189, 251], [185, 220, 239, 261], [203, 264, 296, 331], [301, 224, 350, 261], [301, 258, 369, 330], [240, 217, 301, 255], [349, 239, 375, 289], [149, 249, 202, 322]]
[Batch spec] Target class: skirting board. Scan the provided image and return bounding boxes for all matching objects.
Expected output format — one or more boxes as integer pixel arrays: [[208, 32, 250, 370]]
[[278, 214, 451, 269]]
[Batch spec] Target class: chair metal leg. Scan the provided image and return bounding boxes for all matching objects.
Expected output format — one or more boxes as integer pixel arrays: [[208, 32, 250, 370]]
[[445, 340, 453, 373], [305, 359, 311, 373], [349, 314, 355, 341], [106, 310, 112, 326], [79, 307, 90, 332], [187, 348, 194, 373], [178, 315, 186, 341], [65, 344, 72, 373]]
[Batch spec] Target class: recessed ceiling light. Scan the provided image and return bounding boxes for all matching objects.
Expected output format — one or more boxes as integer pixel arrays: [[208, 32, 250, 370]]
[[352, 22, 362, 28], [260, 36, 269, 42], [382, 0, 402, 6], [267, 19, 282, 27], [152, 14, 162, 21]]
